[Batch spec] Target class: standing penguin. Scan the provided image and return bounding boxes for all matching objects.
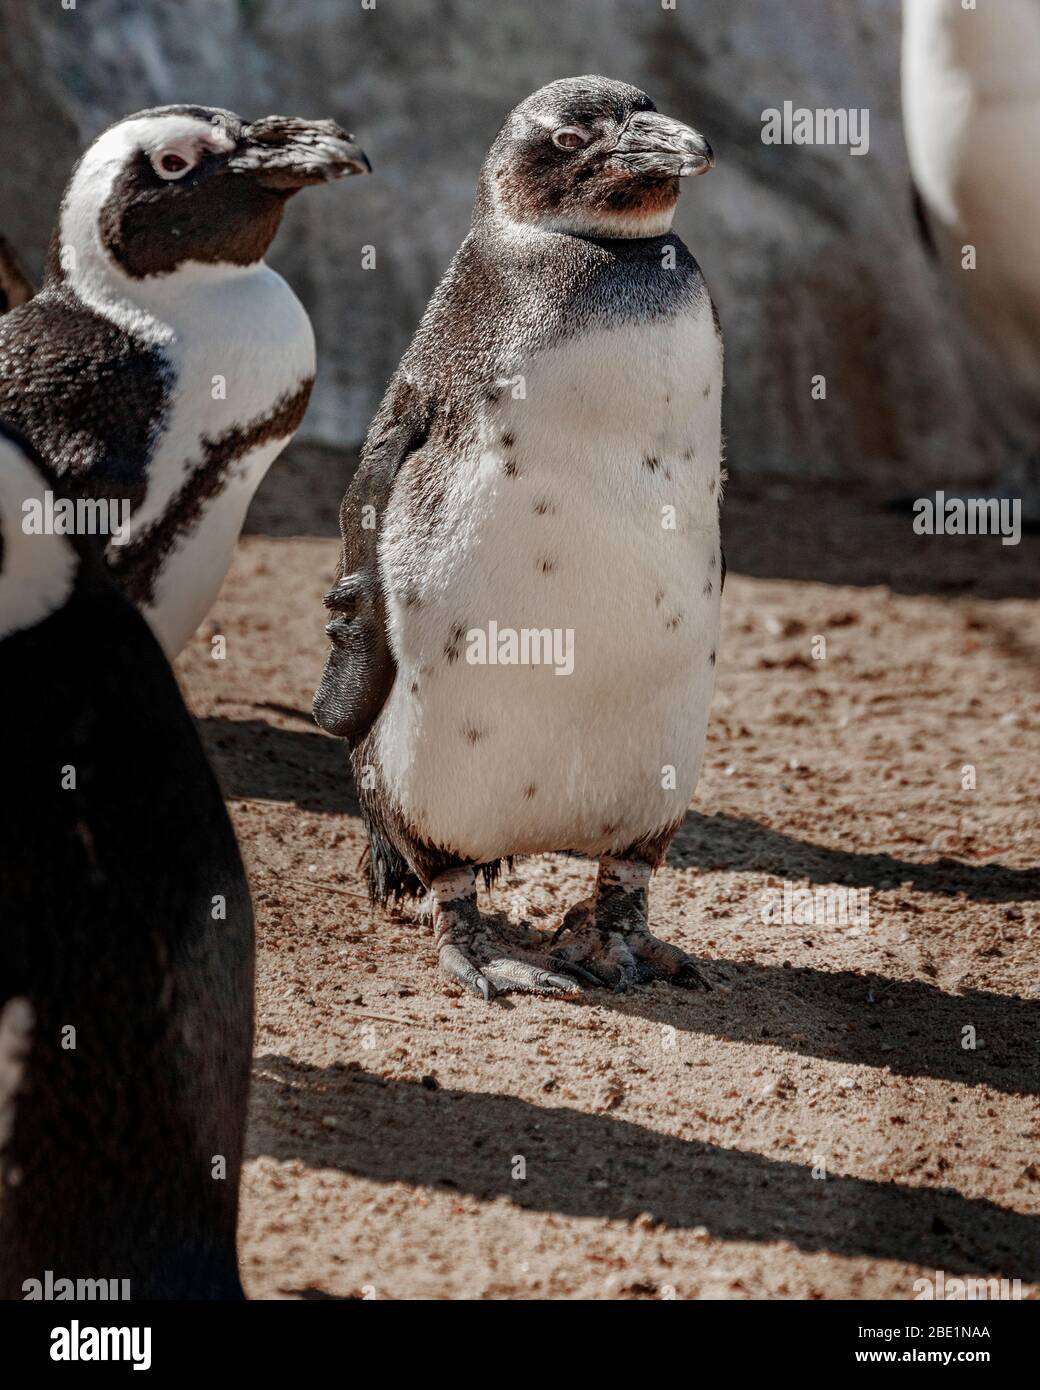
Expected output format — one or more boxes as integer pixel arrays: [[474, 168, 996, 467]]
[[314, 77, 722, 1000], [0, 421, 254, 1299], [0, 105, 369, 655], [902, 0, 1040, 519]]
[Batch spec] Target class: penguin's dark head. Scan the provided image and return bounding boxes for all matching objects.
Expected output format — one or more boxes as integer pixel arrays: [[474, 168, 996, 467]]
[[479, 76, 713, 240], [53, 105, 370, 284]]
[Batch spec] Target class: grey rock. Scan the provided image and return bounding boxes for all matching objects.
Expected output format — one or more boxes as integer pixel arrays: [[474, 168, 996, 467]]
[[0, 0, 999, 485]]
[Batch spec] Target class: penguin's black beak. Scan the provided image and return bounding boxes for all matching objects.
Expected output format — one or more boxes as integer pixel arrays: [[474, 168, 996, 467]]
[[612, 112, 714, 178], [229, 116, 371, 189]]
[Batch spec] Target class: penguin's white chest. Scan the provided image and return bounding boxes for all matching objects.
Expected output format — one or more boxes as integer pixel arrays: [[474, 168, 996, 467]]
[[376, 305, 723, 862], [117, 265, 316, 655]]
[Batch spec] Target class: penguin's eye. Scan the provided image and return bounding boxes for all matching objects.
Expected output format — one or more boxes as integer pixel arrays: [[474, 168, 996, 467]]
[[552, 127, 589, 151], [152, 150, 194, 181]]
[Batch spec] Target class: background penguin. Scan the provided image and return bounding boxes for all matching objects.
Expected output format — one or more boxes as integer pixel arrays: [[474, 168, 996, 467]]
[[0, 235, 34, 315], [902, 0, 1040, 522], [0, 105, 369, 655], [0, 420, 254, 1299], [314, 76, 722, 1000]]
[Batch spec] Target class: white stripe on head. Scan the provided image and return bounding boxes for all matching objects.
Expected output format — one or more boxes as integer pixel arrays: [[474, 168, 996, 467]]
[[57, 115, 238, 329], [0, 435, 79, 642]]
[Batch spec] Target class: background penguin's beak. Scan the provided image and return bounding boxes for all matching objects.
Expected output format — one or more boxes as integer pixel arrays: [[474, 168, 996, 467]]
[[229, 116, 371, 189], [612, 111, 714, 178]]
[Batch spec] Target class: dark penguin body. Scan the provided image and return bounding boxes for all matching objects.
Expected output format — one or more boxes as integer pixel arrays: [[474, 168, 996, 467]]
[[315, 78, 723, 999], [0, 105, 369, 656], [0, 422, 254, 1299]]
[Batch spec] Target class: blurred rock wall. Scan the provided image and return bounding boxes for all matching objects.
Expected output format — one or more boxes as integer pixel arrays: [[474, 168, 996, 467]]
[[0, 0, 999, 485]]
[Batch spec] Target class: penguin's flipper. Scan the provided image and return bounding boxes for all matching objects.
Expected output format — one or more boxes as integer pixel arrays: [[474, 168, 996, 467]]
[[313, 377, 434, 744]]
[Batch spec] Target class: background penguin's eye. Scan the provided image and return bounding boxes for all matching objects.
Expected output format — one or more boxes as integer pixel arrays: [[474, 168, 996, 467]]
[[552, 127, 588, 151], [154, 151, 192, 180]]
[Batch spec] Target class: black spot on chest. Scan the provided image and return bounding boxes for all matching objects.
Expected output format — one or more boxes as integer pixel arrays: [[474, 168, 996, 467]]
[[444, 622, 466, 665]]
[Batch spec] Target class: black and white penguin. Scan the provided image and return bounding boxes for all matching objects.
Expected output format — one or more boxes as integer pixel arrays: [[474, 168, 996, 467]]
[[903, 0, 1040, 520], [0, 105, 369, 655], [314, 76, 723, 1000], [0, 420, 254, 1299]]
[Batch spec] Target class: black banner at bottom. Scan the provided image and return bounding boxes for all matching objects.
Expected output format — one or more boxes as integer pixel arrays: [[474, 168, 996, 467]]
[[0, 1295, 1032, 1376]]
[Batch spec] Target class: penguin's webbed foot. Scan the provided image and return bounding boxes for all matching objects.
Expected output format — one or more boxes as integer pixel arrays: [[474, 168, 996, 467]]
[[549, 905, 712, 992], [432, 867, 581, 1001], [548, 899, 641, 991], [548, 859, 713, 993]]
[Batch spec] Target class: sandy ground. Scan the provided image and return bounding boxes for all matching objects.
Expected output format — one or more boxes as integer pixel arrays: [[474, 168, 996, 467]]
[[176, 445, 1040, 1300]]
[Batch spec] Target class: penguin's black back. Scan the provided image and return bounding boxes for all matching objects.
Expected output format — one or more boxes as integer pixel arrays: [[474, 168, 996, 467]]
[[0, 288, 172, 502], [0, 447, 254, 1300]]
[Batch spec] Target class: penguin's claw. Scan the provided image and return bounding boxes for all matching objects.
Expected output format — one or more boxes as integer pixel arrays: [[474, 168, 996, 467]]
[[483, 959, 581, 995], [546, 957, 607, 989], [437, 943, 580, 998], [438, 943, 496, 1001], [634, 934, 714, 991], [674, 958, 714, 991], [433, 883, 582, 999]]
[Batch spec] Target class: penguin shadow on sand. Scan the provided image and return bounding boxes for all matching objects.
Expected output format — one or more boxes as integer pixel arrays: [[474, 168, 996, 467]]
[[673, 809, 1040, 905], [474, 921, 1038, 1102], [196, 709, 359, 816], [248, 1056, 1040, 1284], [467, 801, 1039, 1098], [0, 423, 254, 1300], [722, 478, 1040, 603], [572, 953, 1039, 1100], [541, 808, 1038, 1098]]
